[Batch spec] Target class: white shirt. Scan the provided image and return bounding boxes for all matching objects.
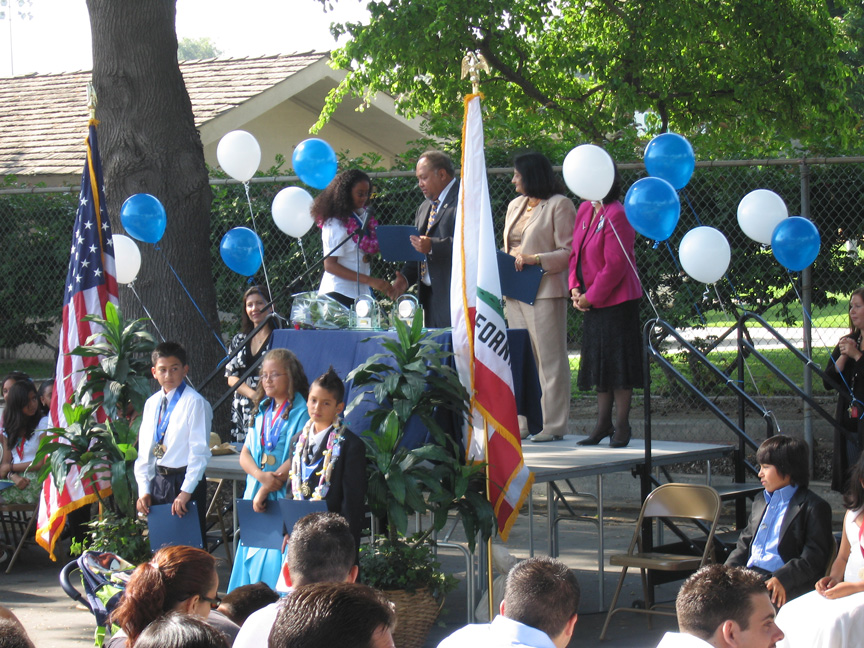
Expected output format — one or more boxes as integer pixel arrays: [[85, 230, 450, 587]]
[[437, 615, 557, 648], [655, 632, 715, 648], [318, 216, 372, 300], [134, 384, 212, 495], [233, 600, 283, 648], [2, 415, 50, 465]]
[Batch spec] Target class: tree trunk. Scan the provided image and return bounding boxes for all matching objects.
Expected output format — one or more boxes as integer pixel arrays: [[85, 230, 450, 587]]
[[87, 0, 225, 431]]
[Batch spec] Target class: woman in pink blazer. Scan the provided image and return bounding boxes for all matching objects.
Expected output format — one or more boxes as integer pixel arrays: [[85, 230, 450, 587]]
[[569, 168, 642, 447], [504, 153, 576, 442]]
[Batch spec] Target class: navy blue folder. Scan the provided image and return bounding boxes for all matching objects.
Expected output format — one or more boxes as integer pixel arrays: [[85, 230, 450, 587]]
[[236, 499, 286, 550], [377, 225, 424, 262], [496, 251, 544, 305], [147, 502, 204, 551], [278, 499, 329, 534]]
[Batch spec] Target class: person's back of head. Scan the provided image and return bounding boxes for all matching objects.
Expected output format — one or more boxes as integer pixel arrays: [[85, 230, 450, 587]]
[[134, 612, 227, 648], [0, 617, 34, 648], [288, 512, 356, 586], [502, 557, 580, 642], [217, 582, 279, 626], [676, 564, 768, 640], [756, 435, 810, 489], [268, 582, 395, 648]]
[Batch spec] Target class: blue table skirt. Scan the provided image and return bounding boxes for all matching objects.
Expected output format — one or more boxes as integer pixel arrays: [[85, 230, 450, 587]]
[[271, 328, 542, 448]]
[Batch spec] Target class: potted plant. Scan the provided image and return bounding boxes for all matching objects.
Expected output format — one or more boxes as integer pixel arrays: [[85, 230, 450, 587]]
[[347, 313, 496, 648], [36, 302, 156, 563]]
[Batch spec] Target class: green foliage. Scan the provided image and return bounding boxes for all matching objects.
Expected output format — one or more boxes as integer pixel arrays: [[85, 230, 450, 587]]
[[347, 313, 496, 551], [360, 534, 458, 596], [35, 303, 156, 520], [316, 0, 861, 157], [177, 36, 223, 61], [70, 511, 151, 565]]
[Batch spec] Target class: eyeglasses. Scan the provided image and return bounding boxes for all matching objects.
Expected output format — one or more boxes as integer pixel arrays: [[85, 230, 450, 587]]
[[260, 372, 286, 381], [199, 595, 222, 610]]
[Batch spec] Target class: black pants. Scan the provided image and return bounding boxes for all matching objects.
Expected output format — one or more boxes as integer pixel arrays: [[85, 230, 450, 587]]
[[151, 470, 208, 544]]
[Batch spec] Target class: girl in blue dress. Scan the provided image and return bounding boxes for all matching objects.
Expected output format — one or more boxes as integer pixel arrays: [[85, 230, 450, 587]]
[[228, 348, 309, 591]]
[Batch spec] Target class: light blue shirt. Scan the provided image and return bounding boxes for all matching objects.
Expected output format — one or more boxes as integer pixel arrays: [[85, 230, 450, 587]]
[[437, 615, 557, 648], [747, 483, 798, 572]]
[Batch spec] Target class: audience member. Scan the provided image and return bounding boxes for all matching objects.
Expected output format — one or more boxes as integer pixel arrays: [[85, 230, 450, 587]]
[[725, 435, 833, 605], [268, 582, 395, 648], [232, 512, 357, 648], [134, 612, 228, 648], [37, 379, 52, 417], [0, 605, 34, 648], [438, 556, 580, 648], [656, 564, 784, 648], [0, 380, 50, 504], [217, 582, 279, 626]]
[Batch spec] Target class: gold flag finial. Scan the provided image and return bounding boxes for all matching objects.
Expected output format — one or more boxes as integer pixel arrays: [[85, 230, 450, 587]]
[[461, 51, 489, 94], [87, 82, 97, 120]]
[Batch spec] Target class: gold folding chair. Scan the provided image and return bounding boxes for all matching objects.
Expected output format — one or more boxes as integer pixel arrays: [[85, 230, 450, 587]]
[[600, 483, 721, 641]]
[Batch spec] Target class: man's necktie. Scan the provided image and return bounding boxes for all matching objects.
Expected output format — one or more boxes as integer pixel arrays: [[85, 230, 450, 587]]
[[158, 396, 168, 425], [420, 199, 440, 279]]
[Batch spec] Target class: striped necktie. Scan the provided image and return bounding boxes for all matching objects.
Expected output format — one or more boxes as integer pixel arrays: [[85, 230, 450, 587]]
[[420, 199, 440, 280]]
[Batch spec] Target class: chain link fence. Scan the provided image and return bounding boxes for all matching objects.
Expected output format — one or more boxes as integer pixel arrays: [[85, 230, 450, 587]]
[[2, 160, 863, 428]]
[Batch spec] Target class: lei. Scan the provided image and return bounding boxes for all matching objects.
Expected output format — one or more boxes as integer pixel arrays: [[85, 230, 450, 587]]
[[289, 417, 346, 501]]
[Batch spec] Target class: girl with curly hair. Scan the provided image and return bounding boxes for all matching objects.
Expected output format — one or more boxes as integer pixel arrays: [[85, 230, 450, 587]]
[[312, 169, 394, 306]]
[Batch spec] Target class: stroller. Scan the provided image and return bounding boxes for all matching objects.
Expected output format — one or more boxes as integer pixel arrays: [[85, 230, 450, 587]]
[[59, 551, 136, 647]]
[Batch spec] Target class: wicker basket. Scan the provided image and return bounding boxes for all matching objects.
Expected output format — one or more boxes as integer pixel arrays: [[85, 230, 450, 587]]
[[384, 588, 444, 648]]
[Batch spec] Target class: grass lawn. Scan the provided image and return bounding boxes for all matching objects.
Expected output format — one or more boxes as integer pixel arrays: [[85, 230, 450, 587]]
[[691, 297, 849, 329], [0, 359, 55, 382]]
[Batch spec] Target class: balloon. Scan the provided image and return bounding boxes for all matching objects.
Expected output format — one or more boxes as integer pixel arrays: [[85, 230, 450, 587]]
[[562, 144, 616, 201], [220, 227, 263, 276], [216, 130, 261, 182], [112, 235, 142, 285], [771, 217, 820, 272], [644, 133, 695, 190], [737, 189, 788, 245], [623, 177, 681, 241], [120, 193, 167, 244], [292, 138, 338, 190], [272, 186, 315, 238], [678, 227, 731, 284]]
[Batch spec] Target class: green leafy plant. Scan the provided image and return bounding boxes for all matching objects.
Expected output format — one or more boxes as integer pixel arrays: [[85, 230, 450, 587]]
[[36, 302, 156, 520], [70, 511, 150, 565], [347, 312, 496, 552], [359, 534, 458, 597]]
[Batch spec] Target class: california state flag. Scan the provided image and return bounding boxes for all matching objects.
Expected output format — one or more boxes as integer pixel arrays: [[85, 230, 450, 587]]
[[450, 94, 534, 540]]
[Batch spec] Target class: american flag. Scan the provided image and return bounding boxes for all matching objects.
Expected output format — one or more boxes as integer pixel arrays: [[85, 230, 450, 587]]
[[36, 119, 119, 560]]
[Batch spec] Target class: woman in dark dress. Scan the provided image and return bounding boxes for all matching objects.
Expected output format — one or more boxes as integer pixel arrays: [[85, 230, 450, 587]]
[[824, 287, 864, 493], [225, 285, 276, 442]]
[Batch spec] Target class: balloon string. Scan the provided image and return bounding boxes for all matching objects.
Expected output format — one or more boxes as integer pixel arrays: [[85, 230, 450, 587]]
[[605, 217, 661, 322], [128, 282, 166, 343], [243, 181, 273, 299], [298, 237, 308, 268], [663, 240, 706, 325], [154, 245, 228, 353]]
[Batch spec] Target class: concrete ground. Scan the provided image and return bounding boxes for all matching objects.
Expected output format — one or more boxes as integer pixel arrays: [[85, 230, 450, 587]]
[[1, 472, 845, 648]]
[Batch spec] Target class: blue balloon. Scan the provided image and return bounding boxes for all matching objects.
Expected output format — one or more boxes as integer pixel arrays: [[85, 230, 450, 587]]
[[292, 138, 338, 190], [624, 177, 681, 241], [220, 227, 263, 276], [120, 193, 167, 244], [644, 133, 695, 190], [771, 217, 820, 272]]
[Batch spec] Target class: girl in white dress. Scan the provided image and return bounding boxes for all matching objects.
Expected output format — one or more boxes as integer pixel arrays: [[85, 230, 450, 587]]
[[776, 452, 864, 647]]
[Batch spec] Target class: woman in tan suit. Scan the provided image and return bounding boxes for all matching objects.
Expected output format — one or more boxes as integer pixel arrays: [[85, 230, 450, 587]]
[[504, 152, 577, 442]]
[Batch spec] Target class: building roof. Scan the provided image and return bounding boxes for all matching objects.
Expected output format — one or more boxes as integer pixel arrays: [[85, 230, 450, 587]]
[[0, 52, 420, 178]]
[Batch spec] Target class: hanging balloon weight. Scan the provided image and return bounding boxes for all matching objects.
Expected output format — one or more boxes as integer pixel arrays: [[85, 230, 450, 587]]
[[220, 227, 263, 276], [292, 138, 338, 190], [737, 189, 788, 245], [120, 193, 167, 244], [562, 144, 616, 201], [644, 133, 695, 190], [678, 226, 731, 284], [623, 177, 681, 241], [272, 186, 315, 238], [771, 217, 820, 272], [112, 234, 142, 285], [216, 130, 262, 183]]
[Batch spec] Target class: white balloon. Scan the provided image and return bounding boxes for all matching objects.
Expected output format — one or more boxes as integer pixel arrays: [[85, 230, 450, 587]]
[[272, 186, 315, 238], [112, 234, 142, 285], [216, 130, 261, 182], [562, 144, 616, 201], [678, 226, 731, 284], [737, 189, 788, 245]]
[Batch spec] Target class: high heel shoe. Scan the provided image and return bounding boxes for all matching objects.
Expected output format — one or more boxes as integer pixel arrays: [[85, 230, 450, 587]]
[[609, 425, 632, 448], [577, 426, 614, 446]]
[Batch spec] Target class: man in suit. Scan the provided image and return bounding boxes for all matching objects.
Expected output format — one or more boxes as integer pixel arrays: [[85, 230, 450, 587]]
[[725, 435, 834, 606], [392, 150, 458, 328]]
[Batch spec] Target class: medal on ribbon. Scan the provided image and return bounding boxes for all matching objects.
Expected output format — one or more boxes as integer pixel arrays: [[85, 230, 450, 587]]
[[152, 383, 186, 461]]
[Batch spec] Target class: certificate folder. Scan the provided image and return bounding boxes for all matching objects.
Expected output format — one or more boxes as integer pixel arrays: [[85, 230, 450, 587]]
[[236, 499, 286, 550], [147, 502, 203, 551], [496, 251, 544, 305], [377, 225, 425, 262], [278, 499, 329, 533]]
